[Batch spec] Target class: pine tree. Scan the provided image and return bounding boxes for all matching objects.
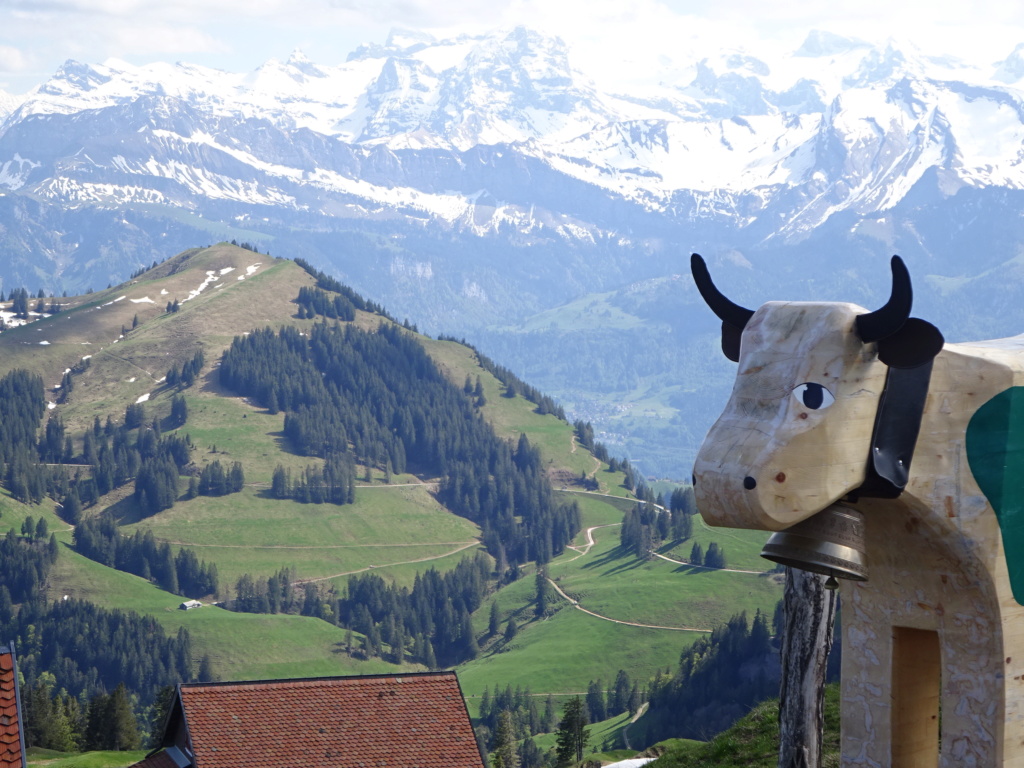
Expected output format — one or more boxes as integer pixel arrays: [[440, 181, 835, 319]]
[[170, 395, 188, 427], [554, 696, 589, 765], [272, 465, 289, 499], [586, 679, 606, 723], [148, 686, 175, 748], [611, 670, 631, 716], [493, 710, 519, 768], [504, 618, 518, 642], [198, 655, 217, 682], [488, 600, 501, 637], [535, 567, 550, 617], [627, 684, 641, 714], [689, 542, 704, 566], [106, 683, 140, 750], [519, 737, 543, 768], [461, 610, 479, 659], [0, 587, 12, 624], [542, 695, 556, 733], [423, 638, 437, 670]]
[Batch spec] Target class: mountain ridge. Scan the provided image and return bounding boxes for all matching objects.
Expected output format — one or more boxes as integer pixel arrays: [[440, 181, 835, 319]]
[[4, 26, 1024, 478]]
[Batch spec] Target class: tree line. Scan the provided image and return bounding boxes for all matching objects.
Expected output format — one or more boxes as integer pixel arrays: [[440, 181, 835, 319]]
[[0, 365, 208, 521], [583, 668, 644, 726], [643, 609, 779, 741], [477, 685, 556, 768], [219, 320, 580, 571], [439, 335, 565, 419], [295, 285, 356, 321], [270, 454, 356, 505], [73, 515, 219, 598], [0, 527, 58, 603], [618, 488, 720, 566], [1, 529, 210, 752], [24, 677, 142, 754], [293, 257, 393, 320], [228, 552, 494, 669]]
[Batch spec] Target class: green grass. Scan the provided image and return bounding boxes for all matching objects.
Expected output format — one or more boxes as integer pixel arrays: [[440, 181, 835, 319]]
[[330, 543, 488, 591], [26, 748, 148, 767], [0, 247, 315, 437], [176, 388, 312, 484], [548, 525, 782, 631], [45, 541, 416, 682], [457, 493, 779, 717], [459, 574, 701, 700], [120, 485, 479, 584], [647, 684, 840, 768], [528, 710, 634, 757], [562, 494, 629, 532], [658, 515, 772, 573], [0, 487, 69, 544], [0, 245, 782, 739]]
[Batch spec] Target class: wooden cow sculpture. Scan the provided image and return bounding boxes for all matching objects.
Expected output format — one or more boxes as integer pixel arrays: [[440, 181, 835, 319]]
[[691, 253, 1024, 767]]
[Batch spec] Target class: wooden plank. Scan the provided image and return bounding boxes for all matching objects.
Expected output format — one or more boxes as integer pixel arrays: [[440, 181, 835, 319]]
[[892, 626, 940, 768]]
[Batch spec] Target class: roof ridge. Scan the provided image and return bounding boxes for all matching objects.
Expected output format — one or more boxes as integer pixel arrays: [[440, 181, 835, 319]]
[[179, 669, 457, 690]]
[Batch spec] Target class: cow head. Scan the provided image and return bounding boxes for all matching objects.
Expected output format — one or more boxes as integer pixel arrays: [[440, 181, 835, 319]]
[[691, 254, 944, 531]]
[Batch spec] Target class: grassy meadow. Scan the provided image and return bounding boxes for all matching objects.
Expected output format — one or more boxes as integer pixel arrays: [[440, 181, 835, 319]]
[[0, 244, 787, 762]]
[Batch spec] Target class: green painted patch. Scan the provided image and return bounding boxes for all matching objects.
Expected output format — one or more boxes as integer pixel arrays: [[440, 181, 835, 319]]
[[967, 386, 1024, 604]]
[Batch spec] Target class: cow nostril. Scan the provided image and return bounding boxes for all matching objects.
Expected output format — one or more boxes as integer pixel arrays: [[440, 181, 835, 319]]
[[743, 476, 757, 490]]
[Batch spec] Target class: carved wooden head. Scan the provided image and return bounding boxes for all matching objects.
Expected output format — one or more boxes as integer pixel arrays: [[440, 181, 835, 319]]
[[690, 255, 943, 531]]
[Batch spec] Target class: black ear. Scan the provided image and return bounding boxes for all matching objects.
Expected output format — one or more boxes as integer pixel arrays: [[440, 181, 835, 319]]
[[876, 318, 944, 368], [721, 321, 743, 363]]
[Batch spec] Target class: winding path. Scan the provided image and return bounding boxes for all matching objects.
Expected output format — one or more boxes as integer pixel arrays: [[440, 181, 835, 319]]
[[652, 551, 766, 575], [545, 576, 710, 634], [546, 515, 771, 631], [622, 702, 649, 750], [561, 523, 621, 563], [292, 540, 480, 584], [154, 540, 476, 550]]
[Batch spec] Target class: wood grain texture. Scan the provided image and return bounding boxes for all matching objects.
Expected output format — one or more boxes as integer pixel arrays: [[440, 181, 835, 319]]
[[694, 305, 1024, 765], [778, 567, 837, 768]]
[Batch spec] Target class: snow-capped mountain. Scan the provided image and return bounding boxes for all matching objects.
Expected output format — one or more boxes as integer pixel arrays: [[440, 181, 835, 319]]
[[4, 26, 1023, 232], [4, 26, 1024, 477]]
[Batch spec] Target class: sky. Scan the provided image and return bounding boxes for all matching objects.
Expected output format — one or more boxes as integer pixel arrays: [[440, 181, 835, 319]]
[[1, 0, 1024, 94]]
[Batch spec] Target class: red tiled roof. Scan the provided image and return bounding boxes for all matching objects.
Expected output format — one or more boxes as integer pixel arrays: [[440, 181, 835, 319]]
[[179, 671, 483, 768], [0, 648, 24, 768], [128, 751, 182, 768]]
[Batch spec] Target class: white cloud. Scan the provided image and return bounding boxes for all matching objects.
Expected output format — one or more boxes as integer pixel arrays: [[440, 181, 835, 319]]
[[0, 45, 27, 72], [0, 0, 1022, 93]]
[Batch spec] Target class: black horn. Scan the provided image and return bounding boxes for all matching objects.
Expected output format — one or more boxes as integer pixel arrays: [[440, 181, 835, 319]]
[[855, 256, 912, 343], [690, 254, 754, 330]]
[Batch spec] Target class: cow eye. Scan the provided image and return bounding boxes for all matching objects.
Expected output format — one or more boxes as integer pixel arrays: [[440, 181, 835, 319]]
[[793, 383, 835, 410]]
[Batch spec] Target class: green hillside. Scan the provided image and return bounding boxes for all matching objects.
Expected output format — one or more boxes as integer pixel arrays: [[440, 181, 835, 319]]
[[0, 243, 782, 759], [647, 684, 840, 768]]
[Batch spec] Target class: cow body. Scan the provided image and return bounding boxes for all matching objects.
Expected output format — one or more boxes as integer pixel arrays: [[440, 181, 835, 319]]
[[694, 288, 1024, 765]]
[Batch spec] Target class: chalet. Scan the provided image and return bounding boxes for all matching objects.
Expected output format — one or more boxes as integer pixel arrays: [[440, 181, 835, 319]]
[[178, 601, 202, 611], [0, 644, 25, 768], [132, 670, 485, 768]]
